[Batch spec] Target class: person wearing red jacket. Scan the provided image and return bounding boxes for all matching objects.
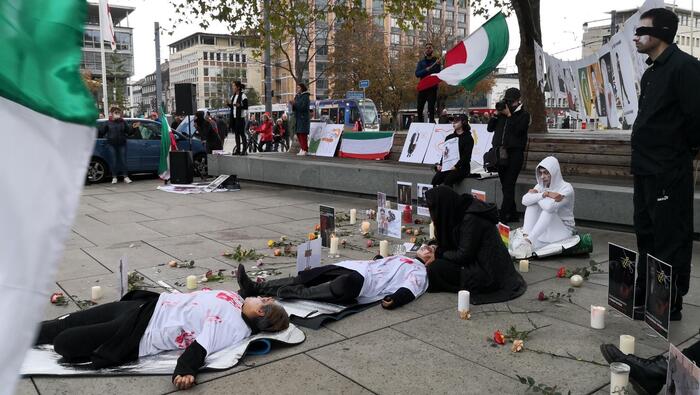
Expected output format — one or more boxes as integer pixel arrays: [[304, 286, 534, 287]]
[[255, 113, 274, 152], [273, 118, 286, 152]]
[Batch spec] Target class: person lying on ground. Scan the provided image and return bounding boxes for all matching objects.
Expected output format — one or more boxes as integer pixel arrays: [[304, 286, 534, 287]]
[[422, 186, 526, 304], [35, 290, 289, 390], [236, 253, 428, 309]]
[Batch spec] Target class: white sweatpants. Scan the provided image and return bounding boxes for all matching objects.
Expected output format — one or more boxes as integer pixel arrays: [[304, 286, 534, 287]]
[[522, 204, 573, 250]]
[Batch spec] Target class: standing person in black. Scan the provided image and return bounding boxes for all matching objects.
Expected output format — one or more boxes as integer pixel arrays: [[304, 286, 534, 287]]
[[100, 107, 132, 184], [415, 42, 441, 123], [431, 113, 474, 188], [487, 87, 530, 223], [630, 8, 700, 321], [215, 115, 228, 143], [228, 81, 248, 155], [194, 111, 222, 154]]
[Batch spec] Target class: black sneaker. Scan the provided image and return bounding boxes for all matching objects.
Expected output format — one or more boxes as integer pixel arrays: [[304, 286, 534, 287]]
[[599, 344, 666, 395]]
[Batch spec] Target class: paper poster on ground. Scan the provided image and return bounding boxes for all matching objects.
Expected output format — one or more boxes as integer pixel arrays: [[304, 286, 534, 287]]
[[377, 207, 401, 239], [399, 123, 434, 163], [319, 205, 335, 248], [377, 192, 386, 210], [416, 183, 432, 217], [645, 254, 672, 339], [441, 138, 460, 171], [666, 343, 700, 395], [423, 124, 453, 165], [296, 237, 322, 273], [315, 124, 343, 157], [607, 243, 637, 320], [307, 122, 325, 155]]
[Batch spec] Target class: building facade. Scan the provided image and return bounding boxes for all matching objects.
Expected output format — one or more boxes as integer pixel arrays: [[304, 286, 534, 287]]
[[82, 2, 135, 112], [141, 61, 171, 114], [582, 5, 700, 60], [168, 33, 263, 111]]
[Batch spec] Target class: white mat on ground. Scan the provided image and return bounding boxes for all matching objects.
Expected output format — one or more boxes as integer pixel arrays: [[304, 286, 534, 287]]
[[509, 228, 581, 259], [279, 299, 347, 319], [21, 324, 305, 376]]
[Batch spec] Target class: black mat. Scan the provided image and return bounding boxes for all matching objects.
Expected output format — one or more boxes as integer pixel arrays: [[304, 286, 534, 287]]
[[289, 302, 380, 329]]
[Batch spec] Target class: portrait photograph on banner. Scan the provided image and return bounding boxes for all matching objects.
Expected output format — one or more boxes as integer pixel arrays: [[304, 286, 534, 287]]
[[314, 124, 343, 157], [423, 124, 453, 165], [577, 65, 594, 118], [610, 34, 639, 126], [319, 205, 335, 248], [399, 123, 434, 163], [307, 122, 325, 155], [645, 254, 672, 339], [598, 48, 621, 129], [587, 61, 607, 119], [607, 243, 637, 319]]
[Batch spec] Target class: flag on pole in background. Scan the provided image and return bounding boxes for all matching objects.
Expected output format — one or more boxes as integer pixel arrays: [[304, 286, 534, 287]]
[[417, 12, 509, 91], [99, 0, 116, 51], [0, 0, 97, 394], [158, 108, 177, 180]]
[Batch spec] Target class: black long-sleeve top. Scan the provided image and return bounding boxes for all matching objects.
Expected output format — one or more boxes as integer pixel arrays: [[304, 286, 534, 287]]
[[440, 131, 474, 172], [486, 108, 530, 150]]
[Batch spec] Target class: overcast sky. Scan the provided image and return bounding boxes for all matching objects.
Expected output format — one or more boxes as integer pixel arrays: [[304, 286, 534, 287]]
[[115, 0, 696, 80]]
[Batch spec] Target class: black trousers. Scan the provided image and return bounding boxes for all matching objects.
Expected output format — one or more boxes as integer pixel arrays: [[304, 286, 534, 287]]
[[416, 86, 438, 123], [233, 118, 247, 153], [37, 300, 143, 361], [683, 340, 700, 363], [258, 141, 273, 152], [296, 266, 364, 304], [431, 168, 468, 188], [633, 165, 693, 314], [497, 148, 525, 220]]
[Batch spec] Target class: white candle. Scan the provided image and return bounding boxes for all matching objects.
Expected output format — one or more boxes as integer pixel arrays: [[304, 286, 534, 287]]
[[91, 286, 103, 301], [186, 275, 198, 290], [590, 305, 606, 329], [570, 274, 584, 287], [361, 221, 371, 234], [329, 235, 339, 255], [385, 200, 391, 209], [379, 240, 389, 257], [429, 222, 435, 239], [458, 290, 470, 312], [609, 362, 630, 394], [519, 260, 529, 272], [619, 335, 635, 355], [349, 209, 357, 225]]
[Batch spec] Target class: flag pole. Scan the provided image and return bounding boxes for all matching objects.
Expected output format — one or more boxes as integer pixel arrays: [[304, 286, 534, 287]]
[[98, 0, 109, 114]]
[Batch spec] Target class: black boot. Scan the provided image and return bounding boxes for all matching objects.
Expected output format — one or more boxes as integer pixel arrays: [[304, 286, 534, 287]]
[[276, 282, 336, 302], [34, 315, 70, 345], [600, 344, 666, 395], [236, 264, 295, 298], [670, 295, 683, 321]]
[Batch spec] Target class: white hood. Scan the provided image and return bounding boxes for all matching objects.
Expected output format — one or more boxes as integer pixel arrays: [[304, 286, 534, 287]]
[[536, 156, 565, 192]]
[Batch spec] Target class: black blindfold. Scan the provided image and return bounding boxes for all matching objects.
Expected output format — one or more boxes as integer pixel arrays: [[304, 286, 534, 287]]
[[635, 26, 675, 43]]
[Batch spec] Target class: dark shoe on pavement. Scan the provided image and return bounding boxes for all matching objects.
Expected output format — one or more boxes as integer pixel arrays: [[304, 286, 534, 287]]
[[670, 296, 683, 321], [599, 344, 666, 395], [236, 264, 258, 298]]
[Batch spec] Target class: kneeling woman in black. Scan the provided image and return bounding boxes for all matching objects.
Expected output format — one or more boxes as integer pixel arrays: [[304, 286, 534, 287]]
[[421, 186, 527, 304]]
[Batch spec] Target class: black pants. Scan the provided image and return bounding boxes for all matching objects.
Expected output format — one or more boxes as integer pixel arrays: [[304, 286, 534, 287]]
[[497, 148, 525, 221], [37, 300, 143, 361], [416, 86, 438, 123], [233, 118, 247, 154], [432, 168, 468, 188], [258, 141, 273, 152], [683, 340, 700, 363], [297, 266, 364, 304], [633, 165, 693, 314]]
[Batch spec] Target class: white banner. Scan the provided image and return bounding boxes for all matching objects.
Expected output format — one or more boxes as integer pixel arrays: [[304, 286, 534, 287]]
[[422, 124, 453, 165], [315, 124, 343, 157], [399, 123, 434, 163]]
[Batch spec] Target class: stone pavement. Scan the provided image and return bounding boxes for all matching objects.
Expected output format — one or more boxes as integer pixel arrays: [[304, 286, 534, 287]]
[[17, 179, 700, 395]]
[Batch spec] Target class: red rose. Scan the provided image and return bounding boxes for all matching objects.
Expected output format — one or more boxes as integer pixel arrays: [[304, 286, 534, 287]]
[[556, 267, 567, 278], [537, 291, 546, 301], [50, 292, 64, 304], [493, 330, 506, 345]]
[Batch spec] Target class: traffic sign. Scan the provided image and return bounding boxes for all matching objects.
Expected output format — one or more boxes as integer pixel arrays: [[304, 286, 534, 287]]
[[359, 80, 370, 89], [345, 91, 364, 100]]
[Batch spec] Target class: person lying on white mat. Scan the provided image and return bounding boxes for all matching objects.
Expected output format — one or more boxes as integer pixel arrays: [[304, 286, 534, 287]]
[[35, 290, 289, 390], [237, 253, 428, 309], [520, 156, 576, 251]]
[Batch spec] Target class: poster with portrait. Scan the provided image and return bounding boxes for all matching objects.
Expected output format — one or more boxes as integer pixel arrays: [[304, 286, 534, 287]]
[[296, 237, 322, 273], [441, 137, 460, 172], [423, 124, 454, 165], [666, 343, 700, 395], [607, 243, 637, 319], [416, 183, 432, 217], [399, 123, 434, 163], [377, 207, 401, 239], [377, 192, 386, 210], [315, 124, 343, 157], [577, 63, 594, 118], [610, 33, 640, 127], [469, 124, 494, 168], [319, 205, 335, 248], [587, 60, 607, 119], [307, 122, 326, 155], [397, 181, 412, 224], [534, 40, 546, 92], [645, 254, 672, 339], [598, 47, 622, 129]]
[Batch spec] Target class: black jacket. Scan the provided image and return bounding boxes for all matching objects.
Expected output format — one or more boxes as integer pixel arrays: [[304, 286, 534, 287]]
[[415, 56, 442, 79], [631, 44, 700, 175], [441, 131, 474, 172], [100, 118, 129, 146], [229, 92, 249, 120], [487, 107, 530, 150], [292, 91, 311, 134]]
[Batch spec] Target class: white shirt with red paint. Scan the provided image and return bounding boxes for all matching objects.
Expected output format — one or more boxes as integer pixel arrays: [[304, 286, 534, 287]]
[[138, 290, 251, 357], [334, 256, 428, 304]]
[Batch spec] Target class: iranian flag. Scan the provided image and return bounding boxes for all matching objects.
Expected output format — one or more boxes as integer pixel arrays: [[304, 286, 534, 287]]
[[158, 108, 178, 180], [0, 1, 97, 393], [339, 132, 394, 160], [417, 12, 509, 91]]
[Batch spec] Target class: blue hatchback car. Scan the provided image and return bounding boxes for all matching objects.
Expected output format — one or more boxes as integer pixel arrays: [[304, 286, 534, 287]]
[[88, 118, 207, 183]]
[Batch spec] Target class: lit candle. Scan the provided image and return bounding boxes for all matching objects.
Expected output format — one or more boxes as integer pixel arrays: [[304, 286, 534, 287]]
[[91, 286, 103, 301], [186, 275, 198, 290], [329, 235, 339, 255], [570, 274, 584, 287], [519, 260, 529, 272], [619, 335, 635, 355], [609, 362, 630, 394], [379, 240, 389, 257], [458, 290, 470, 319], [429, 222, 435, 239], [361, 221, 371, 234], [349, 209, 357, 225], [590, 305, 606, 329]]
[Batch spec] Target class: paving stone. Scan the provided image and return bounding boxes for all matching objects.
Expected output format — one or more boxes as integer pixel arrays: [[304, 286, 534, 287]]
[[323, 303, 422, 338], [72, 216, 165, 245], [132, 204, 209, 220], [145, 235, 232, 261], [83, 240, 177, 271], [62, 231, 96, 250], [258, 205, 319, 221], [88, 210, 155, 225], [136, 257, 228, 283], [14, 378, 38, 395], [200, 208, 289, 228], [58, 273, 129, 305], [32, 374, 174, 395], [139, 215, 233, 237], [308, 328, 522, 395], [55, 248, 111, 281]]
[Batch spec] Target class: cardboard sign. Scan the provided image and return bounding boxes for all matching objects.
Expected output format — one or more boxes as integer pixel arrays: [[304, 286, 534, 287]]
[[607, 243, 637, 320], [377, 207, 401, 239], [306, 122, 325, 155], [319, 205, 335, 248], [666, 343, 700, 394], [296, 237, 322, 273], [423, 124, 453, 165], [440, 138, 460, 171], [416, 183, 432, 217], [645, 254, 672, 339], [315, 124, 343, 157], [399, 123, 434, 163]]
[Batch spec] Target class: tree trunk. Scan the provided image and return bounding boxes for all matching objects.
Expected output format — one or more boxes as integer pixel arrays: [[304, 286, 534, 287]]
[[512, 0, 547, 132]]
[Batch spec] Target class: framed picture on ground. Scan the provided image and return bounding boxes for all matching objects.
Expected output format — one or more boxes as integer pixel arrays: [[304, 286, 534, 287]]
[[319, 205, 335, 248], [607, 243, 637, 320], [645, 254, 672, 339]]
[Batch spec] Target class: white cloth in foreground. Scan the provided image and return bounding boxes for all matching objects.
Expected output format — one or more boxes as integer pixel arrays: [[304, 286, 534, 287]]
[[139, 290, 251, 357], [521, 156, 575, 249], [334, 256, 428, 304]]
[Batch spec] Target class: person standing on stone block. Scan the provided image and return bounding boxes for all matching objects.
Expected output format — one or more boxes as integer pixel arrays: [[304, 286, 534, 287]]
[[630, 8, 700, 321], [228, 81, 249, 155], [290, 82, 310, 156], [415, 42, 441, 124]]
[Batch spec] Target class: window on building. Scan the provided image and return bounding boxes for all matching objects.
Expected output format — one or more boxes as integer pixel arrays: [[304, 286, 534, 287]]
[[407, 35, 415, 45], [203, 52, 208, 60], [432, 9, 441, 18], [241, 54, 246, 63], [316, 79, 329, 90], [235, 53, 240, 62], [458, 12, 467, 23], [446, 11, 454, 20], [317, 45, 328, 55], [681, 15, 688, 26], [391, 17, 398, 28], [201, 35, 215, 45], [214, 52, 219, 61], [83, 29, 100, 48], [115, 32, 131, 51], [391, 33, 400, 45], [229, 53, 233, 62], [457, 28, 466, 37], [203, 67, 209, 76]]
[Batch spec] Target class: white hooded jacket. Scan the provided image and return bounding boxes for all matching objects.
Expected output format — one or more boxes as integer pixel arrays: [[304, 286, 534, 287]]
[[521, 156, 575, 226]]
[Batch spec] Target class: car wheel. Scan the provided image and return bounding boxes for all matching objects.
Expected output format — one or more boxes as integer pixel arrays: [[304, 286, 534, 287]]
[[87, 158, 109, 184], [193, 154, 207, 177]]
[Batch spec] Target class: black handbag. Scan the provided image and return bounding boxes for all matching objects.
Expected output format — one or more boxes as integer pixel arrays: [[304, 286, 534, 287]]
[[483, 148, 498, 172]]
